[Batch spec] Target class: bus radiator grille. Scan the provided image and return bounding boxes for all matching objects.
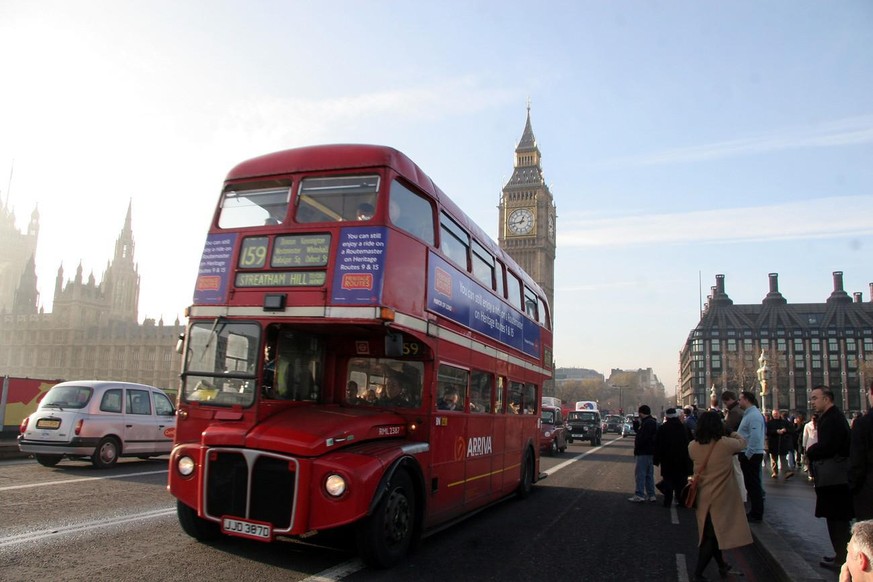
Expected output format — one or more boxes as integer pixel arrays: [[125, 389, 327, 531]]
[[205, 451, 295, 530]]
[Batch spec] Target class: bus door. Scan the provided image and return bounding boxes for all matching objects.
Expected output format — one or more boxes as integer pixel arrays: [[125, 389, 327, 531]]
[[428, 364, 468, 522], [464, 370, 496, 506]]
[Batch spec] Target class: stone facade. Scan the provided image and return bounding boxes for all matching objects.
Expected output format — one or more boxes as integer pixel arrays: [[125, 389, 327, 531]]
[[0, 203, 182, 393]]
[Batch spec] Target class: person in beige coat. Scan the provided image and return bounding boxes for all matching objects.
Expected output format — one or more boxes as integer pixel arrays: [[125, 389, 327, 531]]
[[689, 410, 753, 581]]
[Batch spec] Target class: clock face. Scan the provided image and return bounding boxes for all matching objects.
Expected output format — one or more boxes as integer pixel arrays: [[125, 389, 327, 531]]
[[508, 208, 534, 235], [548, 214, 555, 240]]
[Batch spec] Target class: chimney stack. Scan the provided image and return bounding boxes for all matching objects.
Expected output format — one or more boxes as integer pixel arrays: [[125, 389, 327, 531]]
[[854, 292, 863, 303], [763, 272, 787, 305], [827, 271, 852, 304]]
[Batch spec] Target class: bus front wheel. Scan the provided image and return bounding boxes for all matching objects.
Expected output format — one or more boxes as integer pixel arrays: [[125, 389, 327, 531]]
[[357, 470, 416, 568], [177, 500, 221, 541], [516, 449, 534, 499]]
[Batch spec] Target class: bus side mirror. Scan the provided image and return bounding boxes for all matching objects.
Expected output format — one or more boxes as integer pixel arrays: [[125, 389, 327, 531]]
[[175, 333, 185, 355], [385, 333, 403, 357]]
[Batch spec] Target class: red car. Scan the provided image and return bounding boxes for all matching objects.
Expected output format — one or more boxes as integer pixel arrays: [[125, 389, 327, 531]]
[[540, 405, 568, 455]]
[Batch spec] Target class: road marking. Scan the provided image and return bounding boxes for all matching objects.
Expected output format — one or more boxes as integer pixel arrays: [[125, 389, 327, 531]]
[[0, 469, 168, 492], [0, 507, 176, 548], [676, 553, 689, 582], [542, 436, 621, 476], [671, 504, 679, 524], [300, 559, 365, 582]]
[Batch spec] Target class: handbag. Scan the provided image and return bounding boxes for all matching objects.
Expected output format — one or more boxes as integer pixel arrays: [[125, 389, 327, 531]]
[[683, 442, 716, 509], [813, 455, 849, 487]]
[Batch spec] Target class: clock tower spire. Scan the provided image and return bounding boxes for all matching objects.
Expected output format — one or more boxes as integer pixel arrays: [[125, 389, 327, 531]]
[[498, 105, 557, 318]]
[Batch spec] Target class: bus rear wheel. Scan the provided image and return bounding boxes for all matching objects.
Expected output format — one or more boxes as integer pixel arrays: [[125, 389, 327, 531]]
[[177, 500, 221, 541], [357, 470, 415, 568]]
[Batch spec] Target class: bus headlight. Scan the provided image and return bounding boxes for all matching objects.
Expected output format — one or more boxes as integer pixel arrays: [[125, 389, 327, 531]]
[[324, 473, 347, 497], [177, 456, 195, 477]]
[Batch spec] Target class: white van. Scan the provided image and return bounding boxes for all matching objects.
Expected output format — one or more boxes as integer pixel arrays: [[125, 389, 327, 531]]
[[18, 381, 176, 468]]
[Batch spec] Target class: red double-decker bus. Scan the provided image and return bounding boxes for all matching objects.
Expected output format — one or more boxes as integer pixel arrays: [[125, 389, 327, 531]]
[[168, 144, 553, 567]]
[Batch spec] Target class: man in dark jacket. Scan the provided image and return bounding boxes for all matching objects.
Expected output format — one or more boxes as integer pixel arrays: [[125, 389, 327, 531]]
[[850, 381, 873, 521], [654, 407, 692, 507], [767, 409, 795, 479], [629, 404, 658, 503], [807, 385, 854, 570]]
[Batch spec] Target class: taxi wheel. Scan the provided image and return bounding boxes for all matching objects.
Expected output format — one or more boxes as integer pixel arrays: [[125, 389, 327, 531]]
[[35, 454, 62, 467], [358, 470, 416, 568], [92, 436, 120, 469], [548, 440, 557, 456], [177, 500, 221, 541]]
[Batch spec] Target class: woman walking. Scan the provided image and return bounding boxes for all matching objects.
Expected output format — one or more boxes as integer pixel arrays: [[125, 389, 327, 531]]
[[689, 411, 753, 581]]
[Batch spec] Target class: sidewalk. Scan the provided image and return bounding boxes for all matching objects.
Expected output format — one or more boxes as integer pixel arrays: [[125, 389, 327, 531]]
[[752, 469, 840, 582]]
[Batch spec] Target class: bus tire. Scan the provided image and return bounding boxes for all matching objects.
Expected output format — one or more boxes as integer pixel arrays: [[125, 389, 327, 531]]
[[91, 436, 120, 469], [177, 500, 221, 541], [516, 449, 534, 499], [35, 454, 62, 467], [357, 470, 415, 568]]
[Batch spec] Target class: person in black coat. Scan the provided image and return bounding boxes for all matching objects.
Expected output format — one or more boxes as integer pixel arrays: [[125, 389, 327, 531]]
[[807, 385, 854, 570], [850, 381, 873, 521], [766, 409, 794, 479], [654, 408, 693, 507]]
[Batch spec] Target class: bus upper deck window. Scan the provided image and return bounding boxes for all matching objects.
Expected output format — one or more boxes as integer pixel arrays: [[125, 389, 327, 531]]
[[296, 175, 379, 223], [218, 184, 291, 229], [389, 181, 435, 245]]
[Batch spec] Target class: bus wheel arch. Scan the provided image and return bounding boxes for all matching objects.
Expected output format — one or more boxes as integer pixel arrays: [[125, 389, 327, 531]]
[[357, 458, 423, 568]]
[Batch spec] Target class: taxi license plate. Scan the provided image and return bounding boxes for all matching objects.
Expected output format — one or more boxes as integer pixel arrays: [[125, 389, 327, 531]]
[[221, 517, 272, 541], [36, 418, 61, 430]]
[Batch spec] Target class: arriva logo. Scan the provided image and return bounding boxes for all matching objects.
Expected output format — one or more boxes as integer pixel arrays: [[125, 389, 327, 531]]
[[466, 436, 492, 457]]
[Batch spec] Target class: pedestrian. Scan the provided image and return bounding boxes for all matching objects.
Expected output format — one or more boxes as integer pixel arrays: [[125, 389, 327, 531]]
[[840, 519, 873, 581], [849, 381, 873, 521], [689, 411, 750, 581], [654, 407, 692, 508], [721, 391, 747, 503], [685, 406, 698, 436], [766, 409, 795, 479], [737, 390, 766, 522], [628, 404, 658, 503], [792, 413, 806, 473], [722, 391, 743, 434], [804, 413, 820, 482], [806, 385, 854, 571]]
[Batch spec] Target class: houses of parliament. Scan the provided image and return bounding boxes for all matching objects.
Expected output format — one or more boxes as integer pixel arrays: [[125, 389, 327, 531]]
[[0, 200, 183, 392]]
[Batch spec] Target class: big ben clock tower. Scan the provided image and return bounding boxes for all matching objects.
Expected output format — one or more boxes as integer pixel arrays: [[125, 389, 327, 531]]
[[498, 105, 556, 318]]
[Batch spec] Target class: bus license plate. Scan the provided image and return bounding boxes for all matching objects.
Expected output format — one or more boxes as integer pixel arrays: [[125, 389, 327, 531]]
[[221, 517, 272, 541]]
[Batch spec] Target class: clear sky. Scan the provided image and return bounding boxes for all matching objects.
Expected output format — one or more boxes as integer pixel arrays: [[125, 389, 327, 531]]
[[1, 1, 871, 395]]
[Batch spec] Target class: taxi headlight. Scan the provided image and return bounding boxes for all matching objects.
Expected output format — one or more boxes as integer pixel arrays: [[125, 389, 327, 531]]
[[544, 430, 552, 438], [325, 474, 347, 497], [177, 456, 195, 477]]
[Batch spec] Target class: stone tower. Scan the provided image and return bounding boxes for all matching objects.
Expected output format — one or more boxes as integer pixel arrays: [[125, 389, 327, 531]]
[[498, 106, 557, 319]]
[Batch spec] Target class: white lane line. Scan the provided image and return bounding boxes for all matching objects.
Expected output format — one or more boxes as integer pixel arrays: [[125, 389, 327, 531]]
[[671, 504, 679, 524], [0, 469, 167, 492], [0, 507, 176, 548], [677, 553, 689, 582], [542, 436, 622, 476], [300, 559, 366, 582]]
